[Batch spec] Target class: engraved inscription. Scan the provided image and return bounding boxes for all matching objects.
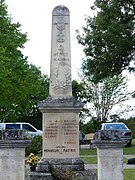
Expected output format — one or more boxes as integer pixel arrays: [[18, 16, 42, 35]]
[[44, 149, 76, 153], [51, 41, 71, 93], [53, 44, 68, 57], [44, 118, 78, 155], [57, 31, 65, 42], [63, 119, 78, 145], [56, 23, 65, 42], [44, 120, 58, 138]]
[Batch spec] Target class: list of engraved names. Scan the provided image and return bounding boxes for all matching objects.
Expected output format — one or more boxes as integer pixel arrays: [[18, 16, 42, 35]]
[[44, 118, 78, 154]]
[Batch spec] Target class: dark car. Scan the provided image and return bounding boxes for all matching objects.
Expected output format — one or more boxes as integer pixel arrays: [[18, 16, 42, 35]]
[[100, 122, 132, 146]]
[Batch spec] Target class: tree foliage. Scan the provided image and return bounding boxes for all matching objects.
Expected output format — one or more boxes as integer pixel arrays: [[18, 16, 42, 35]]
[[72, 80, 86, 102], [0, 0, 49, 122], [76, 0, 135, 81], [80, 74, 133, 121]]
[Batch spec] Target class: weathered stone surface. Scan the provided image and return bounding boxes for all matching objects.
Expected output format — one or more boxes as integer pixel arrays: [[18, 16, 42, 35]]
[[93, 130, 122, 140], [51, 168, 97, 180], [49, 5, 72, 97], [0, 130, 30, 180], [38, 96, 84, 108], [0, 141, 30, 179], [37, 158, 84, 172], [38, 96, 84, 113], [41, 112, 80, 159], [72, 170, 97, 180], [97, 147, 124, 180], [0, 140, 30, 148], [25, 172, 54, 180], [0, 148, 26, 180], [25, 170, 97, 180], [0, 129, 24, 140], [92, 134, 127, 180]]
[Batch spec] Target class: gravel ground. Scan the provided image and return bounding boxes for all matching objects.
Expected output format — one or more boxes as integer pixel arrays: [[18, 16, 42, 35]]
[[85, 163, 135, 170]]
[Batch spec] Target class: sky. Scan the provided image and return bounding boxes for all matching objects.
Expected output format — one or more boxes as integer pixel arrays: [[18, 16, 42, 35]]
[[5, 0, 135, 118], [6, 0, 95, 80]]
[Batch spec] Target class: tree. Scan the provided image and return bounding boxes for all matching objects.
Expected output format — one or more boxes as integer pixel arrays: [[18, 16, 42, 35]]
[[72, 79, 90, 123], [80, 117, 101, 134], [72, 80, 86, 102], [76, 0, 135, 81], [20, 74, 49, 130], [0, 0, 49, 122], [80, 74, 134, 122]]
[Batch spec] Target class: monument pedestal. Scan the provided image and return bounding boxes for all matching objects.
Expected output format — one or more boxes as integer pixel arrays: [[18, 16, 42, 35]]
[[0, 130, 30, 180], [37, 96, 84, 172], [93, 130, 127, 180]]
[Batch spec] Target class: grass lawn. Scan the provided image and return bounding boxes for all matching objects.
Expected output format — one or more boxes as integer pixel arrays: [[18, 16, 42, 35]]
[[124, 139, 135, 154], [124, 169, 135, 180], [81, 156, 97, 164], [92, 169, 135, 180], [80, 148, 97, 156]]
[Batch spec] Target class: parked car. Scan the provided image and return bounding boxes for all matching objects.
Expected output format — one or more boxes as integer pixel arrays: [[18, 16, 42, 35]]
[[0, 122, 43, 138], [100, 122, 132, 146]]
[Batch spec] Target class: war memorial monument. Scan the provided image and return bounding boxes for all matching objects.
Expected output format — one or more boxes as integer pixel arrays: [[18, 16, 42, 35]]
[[37, 5, 84, 172]]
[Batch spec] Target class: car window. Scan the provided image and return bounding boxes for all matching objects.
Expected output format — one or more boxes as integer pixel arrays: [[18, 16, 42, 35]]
[[22, 124, 36, 132], [6, 124, 20, 129], [105, 124, 127, 130]]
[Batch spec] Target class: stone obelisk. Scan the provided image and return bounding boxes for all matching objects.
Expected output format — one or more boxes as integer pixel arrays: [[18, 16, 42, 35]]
[[37, 5, 84, 172], [49, 5, 72, 97]]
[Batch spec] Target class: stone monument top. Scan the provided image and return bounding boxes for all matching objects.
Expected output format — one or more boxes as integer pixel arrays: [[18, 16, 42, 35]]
[[49, 5, 72, 97], [52, 5, 69, 16]]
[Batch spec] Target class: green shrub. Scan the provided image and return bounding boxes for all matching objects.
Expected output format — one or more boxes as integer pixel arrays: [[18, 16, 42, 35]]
[[25, 135, 42, 155]]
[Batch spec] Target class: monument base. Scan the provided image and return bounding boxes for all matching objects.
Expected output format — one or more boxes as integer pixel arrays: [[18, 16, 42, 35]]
[[25, 170, 97, 180], [25, 172, 53, 180], [36, 158, 84, 172]]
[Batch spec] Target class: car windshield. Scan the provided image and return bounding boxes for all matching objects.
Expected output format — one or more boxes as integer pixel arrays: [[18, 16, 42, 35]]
[[105, 124, 127, 130]]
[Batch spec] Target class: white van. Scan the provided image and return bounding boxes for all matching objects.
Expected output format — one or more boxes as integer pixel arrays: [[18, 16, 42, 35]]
[[0, 122, 43, 138]]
